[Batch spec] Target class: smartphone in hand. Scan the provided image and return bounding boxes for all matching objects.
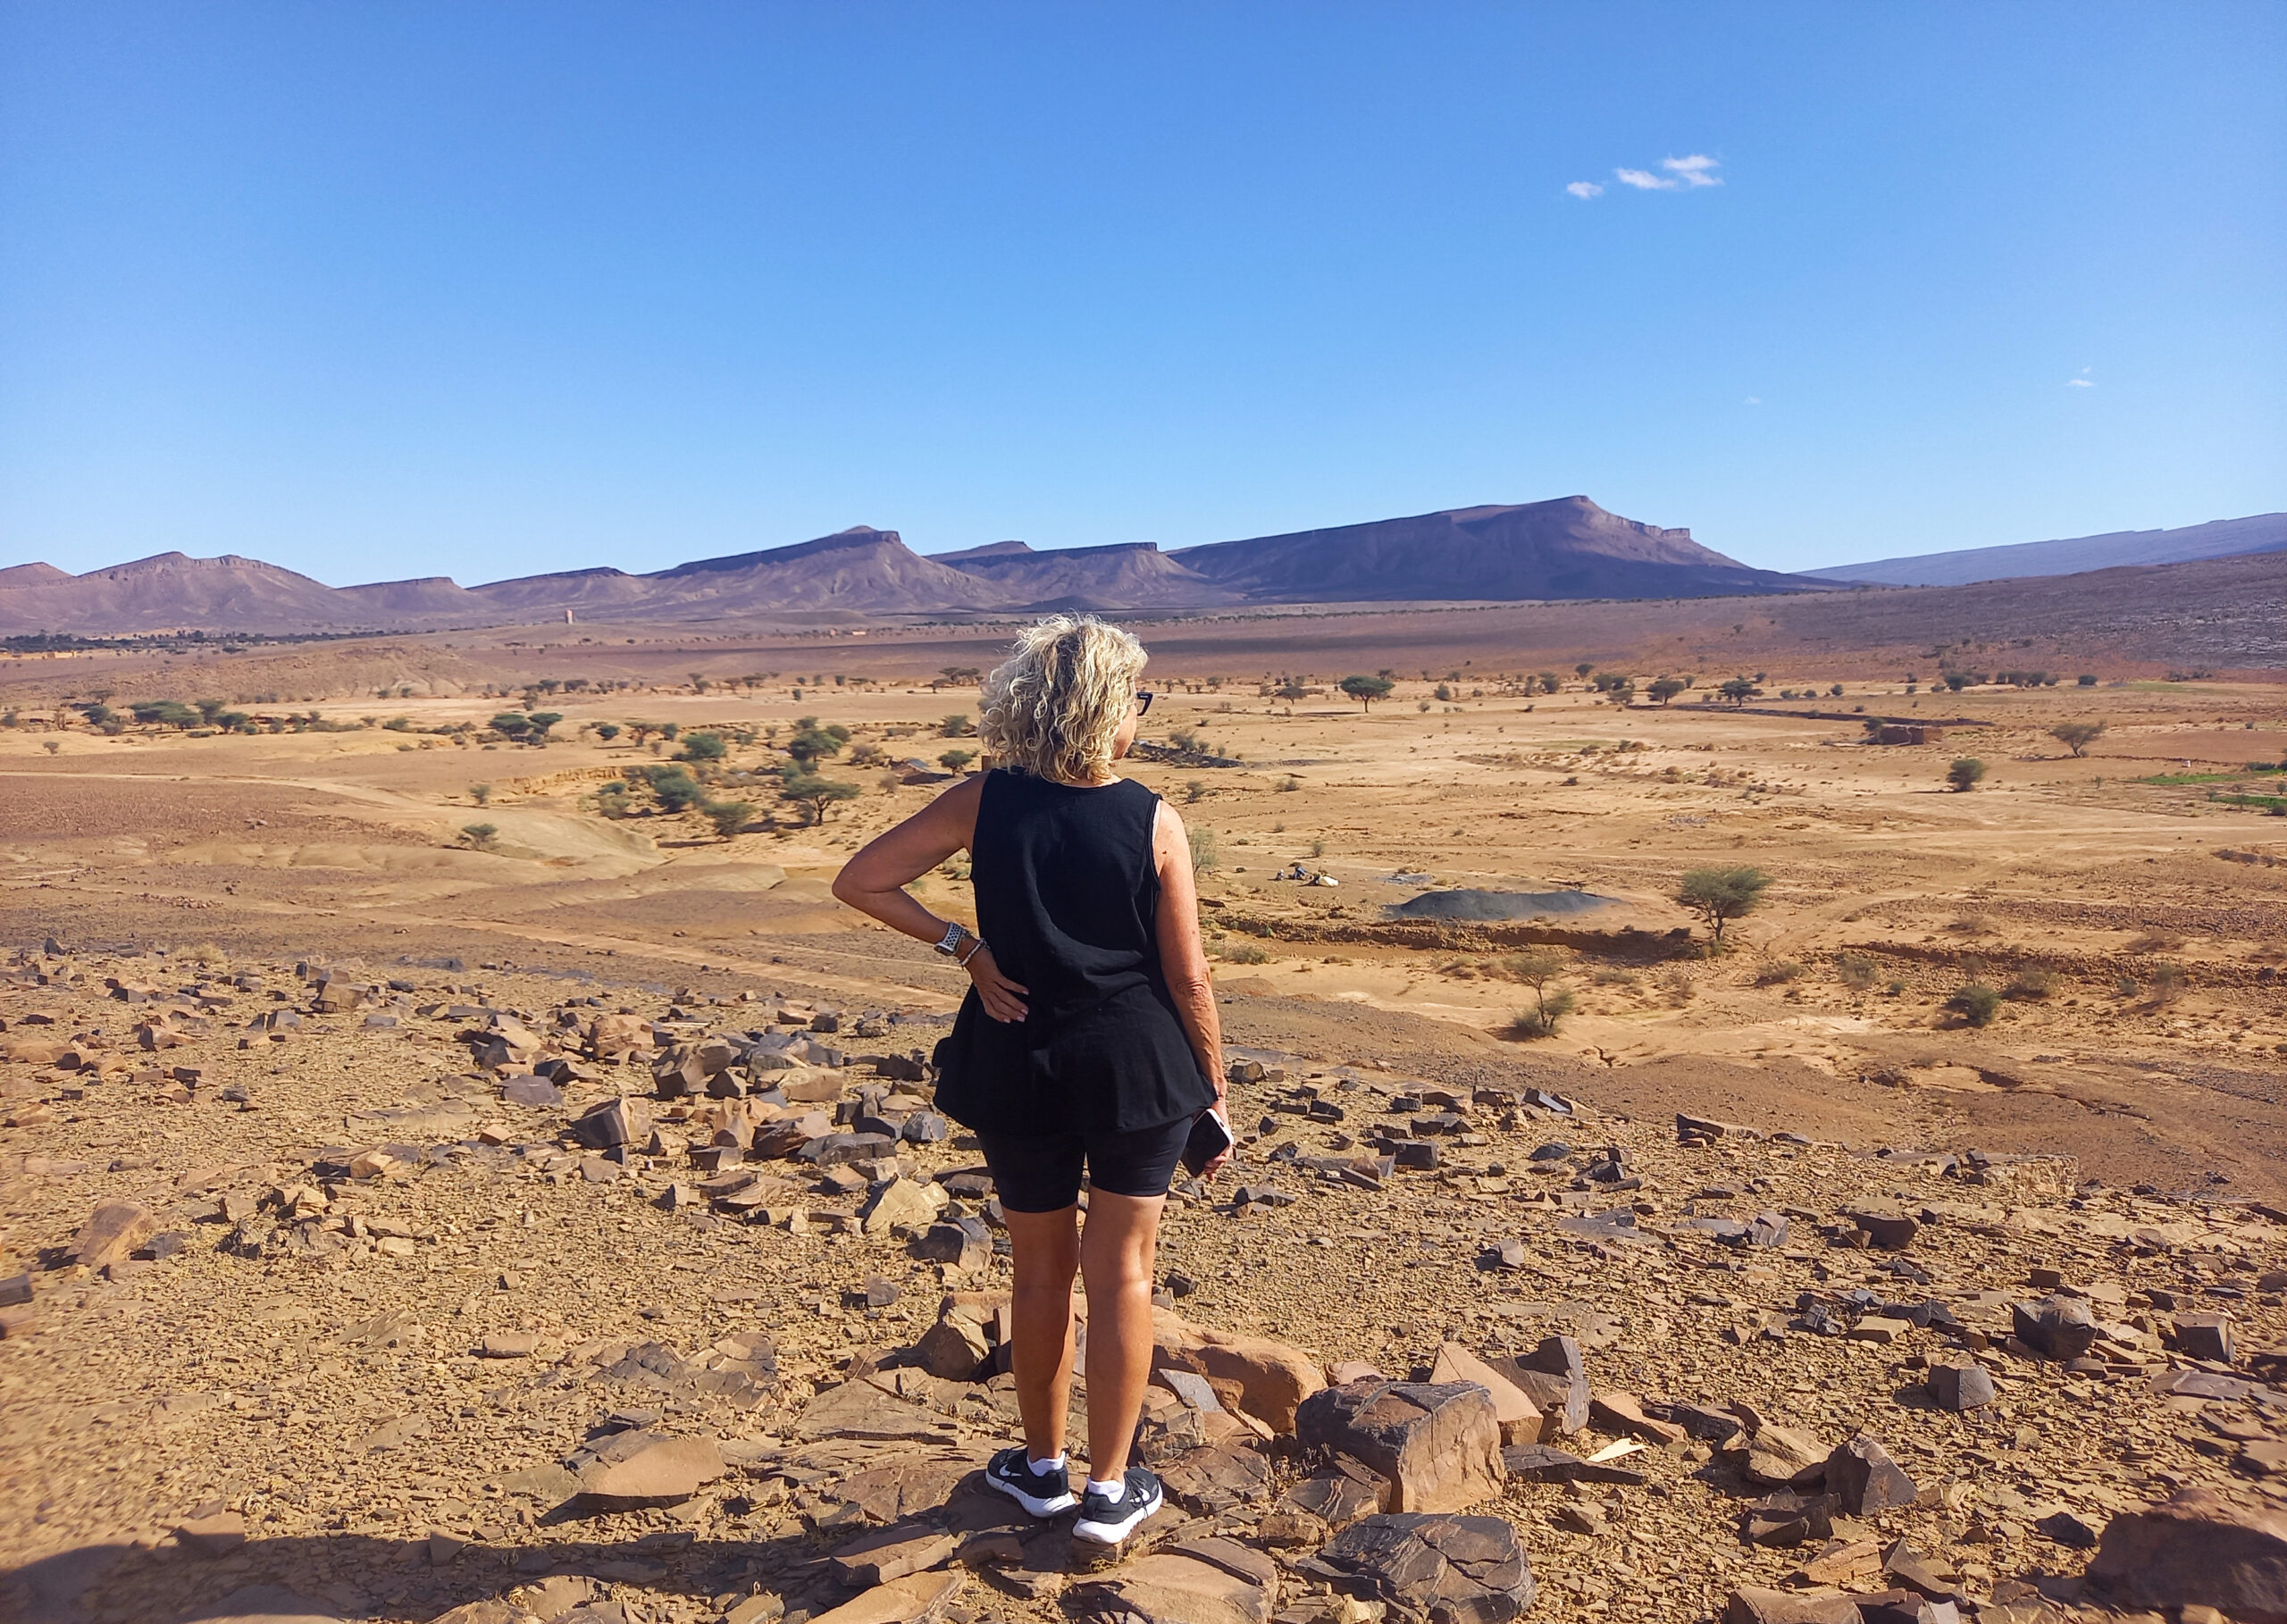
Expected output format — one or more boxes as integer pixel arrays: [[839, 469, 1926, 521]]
[[1181, 1106, 1234, 1177]]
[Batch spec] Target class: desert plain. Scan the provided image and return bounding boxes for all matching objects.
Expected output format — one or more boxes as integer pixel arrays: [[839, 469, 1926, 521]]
[[2, 586, 2285, 1624]]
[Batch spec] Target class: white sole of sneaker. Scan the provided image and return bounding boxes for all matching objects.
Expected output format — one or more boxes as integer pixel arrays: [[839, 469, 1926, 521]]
[[1072, 1493, 1161, 1546], [984, 1472, 1076, 1519]]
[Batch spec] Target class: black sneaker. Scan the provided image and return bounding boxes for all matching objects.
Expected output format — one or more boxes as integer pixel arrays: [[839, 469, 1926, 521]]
[[1070, 1466, 1163, 1547], [982, 1445, 1076, 1518]]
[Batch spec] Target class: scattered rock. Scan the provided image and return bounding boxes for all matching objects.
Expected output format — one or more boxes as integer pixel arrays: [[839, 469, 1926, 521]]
[[912, 1313, 990, 1381], [1075, 1536, 1278, 1624], [806, 1569, 966, 1624], [2012, 1296, 2099, 1361], [1429, 1341, 1544, 1444], [1152, 1310, 1327, 1433], [1315, 1512, 1537, 1624], [1722, 1586, 1864, 1624], [573, 1429, 725, 1509], [2173, 1311, 2235, 1363], [1295, 1379, 1504, 1513], [1826, 1432, 1920, 1515], [831, 1524, 958, 1586], [70, 1199, 156, 1268], [1734, 1415, 1831, 1488], [1927, 1361, 1996, 1411]]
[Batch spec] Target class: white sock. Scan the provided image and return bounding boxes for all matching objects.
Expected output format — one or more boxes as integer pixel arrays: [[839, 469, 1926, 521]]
[[1027, 1452, 1066, 1474], [1085, 1476, 1126, 1502]]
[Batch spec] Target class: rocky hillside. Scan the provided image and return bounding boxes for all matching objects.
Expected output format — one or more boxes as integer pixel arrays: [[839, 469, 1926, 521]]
[[1169, 498, 1815, 604], [2, 943, 2283, 1624], [1805, 514, 2287, 589], [0, 500, 1821, 637]]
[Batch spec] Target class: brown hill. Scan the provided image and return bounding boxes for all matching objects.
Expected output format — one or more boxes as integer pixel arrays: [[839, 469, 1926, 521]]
[[623, 527, 1013, 615], [1171, 495, 1814, 601], [1804, 511, 2287, 586], [0, 552, 355, 634], [933, 540, 1244, 609]]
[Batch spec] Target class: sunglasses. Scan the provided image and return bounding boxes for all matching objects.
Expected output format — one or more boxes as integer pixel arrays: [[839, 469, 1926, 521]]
[[1135, 691, 1155, 716]]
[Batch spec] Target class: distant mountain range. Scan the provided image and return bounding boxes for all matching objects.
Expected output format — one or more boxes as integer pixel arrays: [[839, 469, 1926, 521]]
[[4, 498, 2281, 636], [0, 497, 1814, 635], [1804, 512, 2287, 588]]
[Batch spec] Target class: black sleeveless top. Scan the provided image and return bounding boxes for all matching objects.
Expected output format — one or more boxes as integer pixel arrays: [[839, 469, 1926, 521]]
[[932, 767, 1213, 1136]]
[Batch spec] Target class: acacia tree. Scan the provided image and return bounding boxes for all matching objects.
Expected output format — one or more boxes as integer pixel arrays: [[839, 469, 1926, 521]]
[[2050, 721, 2106, 758], [1677, 866, 1771, 949], [1338, 674, 1395, 711], [779, 766, 860, 825], [1647, 676, 1688, 705], [1948, 758, 1987, 791], [1502, 948, 1575, 1038]]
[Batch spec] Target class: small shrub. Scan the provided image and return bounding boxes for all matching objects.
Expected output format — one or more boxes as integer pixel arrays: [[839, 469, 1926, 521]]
[[1948, 758, 1987, 791], [1277, 774, 1302, 792], [701, 799, 755, 839], [2005, 967, 2058, 1000], [941, 714, 974, 738], [1185, 778, 1207, 803], [1188, 826, 1218, 873], [1660, 967, 1696, 1003], [2126, 932, 2185, 953], [459, 822, 499, 851], [939, 749, 976, 773], [2148, 963, 2187, 1005], [1835, 952, 1877, 990], [1948, 982, 2002, 1026], [1219, 942, 1270, 965], [1753, 959, 1805, 986], [1506, 989, 1577, 1040], [469, 783, 493, 807]]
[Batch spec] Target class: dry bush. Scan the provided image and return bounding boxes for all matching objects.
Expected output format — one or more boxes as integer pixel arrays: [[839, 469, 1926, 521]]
[[2005, 967, 2059, 1000], [1947, 914, 1996, 935], [1753, 959, 1805, 986], [2127, 932, 2186, 953], [178, 942, 229, 967], [1834, 952, 1878, 990], [1219, 942, 1270, 965]]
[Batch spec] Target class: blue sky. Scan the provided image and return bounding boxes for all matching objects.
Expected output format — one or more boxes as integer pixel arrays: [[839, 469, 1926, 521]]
[[3, 3, 2283, 585]]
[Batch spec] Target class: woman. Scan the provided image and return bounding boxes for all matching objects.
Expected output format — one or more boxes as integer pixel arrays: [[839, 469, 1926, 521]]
[[832, 615, 1229, 1550]]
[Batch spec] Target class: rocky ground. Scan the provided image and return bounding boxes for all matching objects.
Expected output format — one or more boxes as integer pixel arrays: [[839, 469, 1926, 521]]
[[3, 946, 2284, 1624]]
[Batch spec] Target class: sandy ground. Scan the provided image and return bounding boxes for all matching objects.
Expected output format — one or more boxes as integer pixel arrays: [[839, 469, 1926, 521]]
[[3, 643, 2282, 1196]]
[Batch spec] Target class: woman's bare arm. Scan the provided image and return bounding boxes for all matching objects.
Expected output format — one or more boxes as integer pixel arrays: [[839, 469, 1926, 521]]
[[1152, 799, 1225, 1105], [831, 776, 1029, 1024]]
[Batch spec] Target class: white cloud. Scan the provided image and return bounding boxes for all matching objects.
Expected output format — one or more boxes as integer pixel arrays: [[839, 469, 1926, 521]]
[[1743, 397, 1762, 406], [2068, 367, 2095, 388], [1614, 155, 1723, 192], [1565, 180, 1604, 199]]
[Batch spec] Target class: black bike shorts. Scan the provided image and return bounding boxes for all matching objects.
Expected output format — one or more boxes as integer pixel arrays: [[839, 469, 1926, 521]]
[[974, 1115, 1193, 1213]]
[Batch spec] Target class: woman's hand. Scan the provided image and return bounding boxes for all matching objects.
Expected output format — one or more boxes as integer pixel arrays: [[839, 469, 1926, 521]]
[[965, 944, 1029, 1024]]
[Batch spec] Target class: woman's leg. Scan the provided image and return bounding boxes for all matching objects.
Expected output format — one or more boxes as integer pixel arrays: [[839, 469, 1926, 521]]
[[1076, 1189, 1166, 1482], [1001, 1205, 1083, 1461]]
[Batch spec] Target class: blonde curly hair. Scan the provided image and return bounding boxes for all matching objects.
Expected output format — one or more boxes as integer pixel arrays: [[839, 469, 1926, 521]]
[[979, 615, 1148, 784]]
